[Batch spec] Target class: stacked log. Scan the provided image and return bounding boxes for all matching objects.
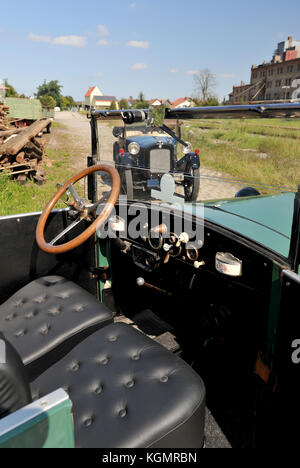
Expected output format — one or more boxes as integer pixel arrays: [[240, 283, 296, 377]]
[[0, 118, 51, 185], [0, 105, 10, 134]]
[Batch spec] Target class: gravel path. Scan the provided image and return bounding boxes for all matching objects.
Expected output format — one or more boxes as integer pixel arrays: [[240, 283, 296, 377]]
[[51, 111, 239, 200]]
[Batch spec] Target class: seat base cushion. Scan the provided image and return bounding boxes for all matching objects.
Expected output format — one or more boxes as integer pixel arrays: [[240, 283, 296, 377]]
[[0, 276, 113, 380], [32, 322, 206, 448]]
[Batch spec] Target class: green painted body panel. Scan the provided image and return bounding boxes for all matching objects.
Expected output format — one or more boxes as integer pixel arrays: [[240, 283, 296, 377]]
[[0, 397, 74, 448], [183, 192, 295, 259], [97, 237, 111, 301], [265, 263, 282, 365], [42, 107, 55, 119], [5, 97, 43, 121]]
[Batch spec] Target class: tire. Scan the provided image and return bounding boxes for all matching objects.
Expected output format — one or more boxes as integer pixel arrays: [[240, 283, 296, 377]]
[[113, 142, 120, 163], [235, 187, 260, 198], [121, 168, 134, 199], [184, 166, 200, 202]]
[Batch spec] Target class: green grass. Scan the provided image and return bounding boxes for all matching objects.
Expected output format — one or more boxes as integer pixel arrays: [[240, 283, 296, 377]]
[[183, 118, 300, 190], [0, 136, 81, 216]]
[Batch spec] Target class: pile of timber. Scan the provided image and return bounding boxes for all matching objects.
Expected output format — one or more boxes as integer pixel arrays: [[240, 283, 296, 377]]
[[0, 104, 10, 133], [0, 119, 51, 185]]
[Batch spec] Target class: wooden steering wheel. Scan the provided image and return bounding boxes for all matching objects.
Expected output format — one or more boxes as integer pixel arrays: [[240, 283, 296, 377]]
[[36, 164, 121, 254]]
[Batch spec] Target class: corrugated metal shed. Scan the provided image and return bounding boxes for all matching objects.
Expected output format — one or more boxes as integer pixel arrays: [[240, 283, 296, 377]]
[[4, 97, 42, 120]]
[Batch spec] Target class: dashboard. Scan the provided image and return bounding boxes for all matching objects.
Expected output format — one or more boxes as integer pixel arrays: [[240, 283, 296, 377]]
[[109, 209, 274, 295]]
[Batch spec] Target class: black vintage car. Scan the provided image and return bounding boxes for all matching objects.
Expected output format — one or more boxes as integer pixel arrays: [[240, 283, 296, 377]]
[[112, 110, 200, 201]]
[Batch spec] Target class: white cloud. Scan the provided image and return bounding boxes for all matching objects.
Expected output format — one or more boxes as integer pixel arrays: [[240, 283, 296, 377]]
[[131, 62, 148, 70], [28, 33, 52, 43], [130, 2, 137, 8], [28, 32, 86, 47], [53, 35, 86, 47], [125, 40, 150, 49], [186, 70, 199, 75], [170, 68, 179, 73], [97, 25, 109, 36], [220, 73, 235, 79], [97, 39, 110, 46]]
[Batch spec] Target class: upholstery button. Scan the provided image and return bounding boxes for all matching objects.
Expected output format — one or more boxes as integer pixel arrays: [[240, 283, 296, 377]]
[[119, 409, 127, 418], [25, 311, 37, 319], [14, 329, 26, 338], [94, 385, 103, 395], [84, 417, 93, 428], [34, 296, 47, 304], [71, 362, 80, 372], [13, 299, 24, 307], [73, 305, 85, 312], [5, 313, 16, 321], [160, 375, 169, 383], [56, 292, 70, 300], [48, 307, 61, 316], [126, 380, 135, 388], [100, 357, 109, 365], [40, 324, 51, 335], [108, 336, 117, 342], [132, 354, 140, 361]]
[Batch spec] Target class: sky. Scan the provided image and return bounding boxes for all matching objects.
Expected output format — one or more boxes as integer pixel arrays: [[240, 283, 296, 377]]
[[1, 0, 300, 102]]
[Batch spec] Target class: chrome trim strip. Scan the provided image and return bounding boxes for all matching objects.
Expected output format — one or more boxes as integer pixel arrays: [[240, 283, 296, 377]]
[[282, 269, 300, 284], [0, 208, 68, 222]]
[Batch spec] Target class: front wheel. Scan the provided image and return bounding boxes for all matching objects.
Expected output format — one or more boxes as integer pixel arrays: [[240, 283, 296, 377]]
[[184, 166, 200, 202], [120, 168, 134, 199]]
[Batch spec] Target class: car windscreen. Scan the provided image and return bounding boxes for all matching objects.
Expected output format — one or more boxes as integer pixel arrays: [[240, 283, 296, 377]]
[[96, 117, 298, 207]]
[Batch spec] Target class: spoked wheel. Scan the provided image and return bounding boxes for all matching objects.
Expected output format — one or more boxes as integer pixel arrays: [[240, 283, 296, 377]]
[[120, 168, 134, 200], [184, 165, 200, 202]]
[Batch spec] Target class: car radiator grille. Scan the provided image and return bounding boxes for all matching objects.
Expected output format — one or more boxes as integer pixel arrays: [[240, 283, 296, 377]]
[[149, 149, 171, 173]]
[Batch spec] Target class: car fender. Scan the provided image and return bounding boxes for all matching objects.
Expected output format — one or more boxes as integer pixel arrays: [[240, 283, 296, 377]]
[[176, 153, 200, 171], [118, 153, 133, 168]]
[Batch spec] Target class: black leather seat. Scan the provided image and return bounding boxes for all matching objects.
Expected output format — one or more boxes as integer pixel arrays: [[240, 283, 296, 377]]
[[0, 276, 113, 380], [32, 322, 206, 448]]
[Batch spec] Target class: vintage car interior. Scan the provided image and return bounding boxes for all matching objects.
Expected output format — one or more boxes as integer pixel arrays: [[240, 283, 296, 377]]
[[0, 104, 299, 448]]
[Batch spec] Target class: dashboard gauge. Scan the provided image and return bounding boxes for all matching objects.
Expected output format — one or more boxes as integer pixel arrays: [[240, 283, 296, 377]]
[[148, 233, 163, 250], [186, 244, 199, 261]]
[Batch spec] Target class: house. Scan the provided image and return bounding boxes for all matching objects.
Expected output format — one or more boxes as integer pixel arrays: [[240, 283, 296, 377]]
[[84, 86, 103, 109], [171, 97, 195, 109], [93, 96, 119, 110], [148, 99, 172, 107], [148, 99, 163, 107]]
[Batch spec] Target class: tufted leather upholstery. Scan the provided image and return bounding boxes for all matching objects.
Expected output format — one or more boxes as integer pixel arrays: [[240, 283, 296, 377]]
[[32, 323, 206, 448], [0, 332, 32, 419], [0, 276, 113, 380]]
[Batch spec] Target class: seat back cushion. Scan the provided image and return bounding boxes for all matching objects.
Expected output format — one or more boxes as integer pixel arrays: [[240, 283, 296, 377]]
[[0, 332, 31, 419]]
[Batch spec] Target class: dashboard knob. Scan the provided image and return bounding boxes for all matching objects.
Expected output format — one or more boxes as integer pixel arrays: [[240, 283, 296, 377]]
[[136, 277, 145, 287], [194, 261, 205, 269], [179, 232, 189, 244]]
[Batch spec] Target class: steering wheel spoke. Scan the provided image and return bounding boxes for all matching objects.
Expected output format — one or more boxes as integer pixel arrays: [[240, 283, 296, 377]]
[[36, 165, 121, 254], [49, 218, 83, 246]]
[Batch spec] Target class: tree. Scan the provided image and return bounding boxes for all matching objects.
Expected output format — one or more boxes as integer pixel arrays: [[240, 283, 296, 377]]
[[119, 98, 128, 109], [64, 96, 76, 109], [35, 80, 63, 107], [109, 101, 117, 110], [39, 95, 56, 108], [4, 79, 18, 97], [194, 69, 217, 102], [135, 91, 148, 109], [203, 95, 219, 106], [60, 96, 69, 110]]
